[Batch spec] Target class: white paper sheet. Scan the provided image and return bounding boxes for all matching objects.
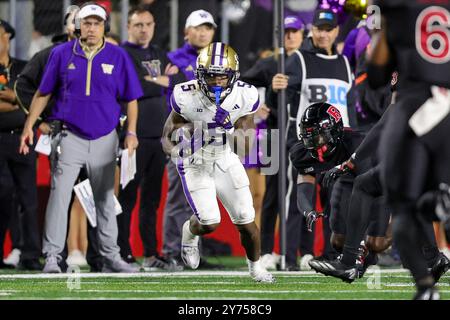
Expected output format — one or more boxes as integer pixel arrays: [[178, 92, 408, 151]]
[[120, 149, 136, 189], [74, 179, 123, 228], [34, 134, 52, 155]]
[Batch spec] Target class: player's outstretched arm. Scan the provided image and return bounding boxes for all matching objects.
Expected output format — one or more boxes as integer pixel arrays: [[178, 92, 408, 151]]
[[162, 110, 189, 155], [297, 174, 322, 232]]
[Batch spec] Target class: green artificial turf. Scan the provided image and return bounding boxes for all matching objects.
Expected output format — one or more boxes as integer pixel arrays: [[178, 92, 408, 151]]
[[0, 257, 448, 300]]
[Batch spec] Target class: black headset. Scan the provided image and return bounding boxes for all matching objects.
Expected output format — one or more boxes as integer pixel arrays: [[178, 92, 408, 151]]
[[74, 2, 110, 37]]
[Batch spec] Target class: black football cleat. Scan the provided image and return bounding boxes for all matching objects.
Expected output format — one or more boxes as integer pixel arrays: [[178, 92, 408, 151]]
[[357, 252, 378, 279], [309, 258, 359, 283], [430, 252, 450, 283], [413, 287, 440, 300]]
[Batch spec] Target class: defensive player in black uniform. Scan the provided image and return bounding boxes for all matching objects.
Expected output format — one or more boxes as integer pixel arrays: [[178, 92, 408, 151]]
[[275, 9, 354, 265], [367, 0, 450, 299], [289, 102, 365, 261], [309, 92, 449, 286], [308, 104, 395, 281]]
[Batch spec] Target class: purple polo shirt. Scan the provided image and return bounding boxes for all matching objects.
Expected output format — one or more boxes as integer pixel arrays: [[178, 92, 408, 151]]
[[39, 39, 143, 140]]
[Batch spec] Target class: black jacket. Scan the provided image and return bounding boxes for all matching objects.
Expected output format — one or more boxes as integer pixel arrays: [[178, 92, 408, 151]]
[[0, 57, 27, 131], [121, 42, 175, 138], [240, 55, 280, 129], [15, 34, 68, 122]]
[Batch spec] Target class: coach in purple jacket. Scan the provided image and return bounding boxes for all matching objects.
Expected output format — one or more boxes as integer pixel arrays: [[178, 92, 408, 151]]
[[19, 3, 143, 273]]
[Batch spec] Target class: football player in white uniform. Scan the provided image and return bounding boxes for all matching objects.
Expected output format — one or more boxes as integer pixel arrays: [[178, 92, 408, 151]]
[[162, 42, 275, 283]]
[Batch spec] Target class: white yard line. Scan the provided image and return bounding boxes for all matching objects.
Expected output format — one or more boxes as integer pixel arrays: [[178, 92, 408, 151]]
[[0, 268, 412, 279], [32, 289, 450, 294]]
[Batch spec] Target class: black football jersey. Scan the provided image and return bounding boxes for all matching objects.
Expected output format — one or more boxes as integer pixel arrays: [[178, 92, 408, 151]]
[[289, 129, 365, 176], [377, 0, 450, 88]]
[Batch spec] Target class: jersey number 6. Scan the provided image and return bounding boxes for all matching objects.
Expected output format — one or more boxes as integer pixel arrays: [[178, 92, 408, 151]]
[[416, 6, 450, 64]]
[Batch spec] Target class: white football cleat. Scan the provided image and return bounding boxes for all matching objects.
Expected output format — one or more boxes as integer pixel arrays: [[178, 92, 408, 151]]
[[248, 259, 276, 283], [181, 220, 200, 269], [181, 245, 200, 269]]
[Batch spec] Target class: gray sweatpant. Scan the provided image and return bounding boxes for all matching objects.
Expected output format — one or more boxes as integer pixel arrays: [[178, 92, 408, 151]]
[[43, 129, 121, 261]]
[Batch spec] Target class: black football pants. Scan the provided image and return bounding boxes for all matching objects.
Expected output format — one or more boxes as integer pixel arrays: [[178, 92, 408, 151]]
[[379, 86, 448, 284]]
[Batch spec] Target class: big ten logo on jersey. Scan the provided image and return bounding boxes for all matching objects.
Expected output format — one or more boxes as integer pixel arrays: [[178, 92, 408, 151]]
[[308, 83, 348, 106]]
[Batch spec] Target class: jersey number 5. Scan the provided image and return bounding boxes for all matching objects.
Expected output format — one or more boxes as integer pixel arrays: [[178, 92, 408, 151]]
[[416, 6, 450, 64]]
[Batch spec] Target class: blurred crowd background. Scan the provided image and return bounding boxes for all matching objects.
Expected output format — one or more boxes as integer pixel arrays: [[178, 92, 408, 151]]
[[0, 0, 360, 74]]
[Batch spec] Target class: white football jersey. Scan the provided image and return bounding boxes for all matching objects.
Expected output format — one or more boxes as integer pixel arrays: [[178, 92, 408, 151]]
[[170, 79, 260, 162]]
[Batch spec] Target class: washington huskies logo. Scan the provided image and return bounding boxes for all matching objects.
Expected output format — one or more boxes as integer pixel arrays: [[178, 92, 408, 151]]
[[327, 106, 342, 122], [101, 63, 114, 75]]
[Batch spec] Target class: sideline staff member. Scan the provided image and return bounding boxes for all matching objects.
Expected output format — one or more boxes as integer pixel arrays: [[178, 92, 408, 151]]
[[19, 3, 143, 273], [0, 19, 42, 270]]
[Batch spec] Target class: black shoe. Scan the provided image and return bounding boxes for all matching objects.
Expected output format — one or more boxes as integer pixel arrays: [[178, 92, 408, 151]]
[[17, 259, 43, 271], [357, 250, 378, 279], [58, 259, 69, 273], [286, 264, 300, 271], [197, 258, 224, 270], [0, 261, 15, 269], [89, 260, 104, 273], [430, 252, 450, 283], [413, 286, 440, 300], [309, 258, 359, 283], [142, 255, 183, 271], [275, 262, 300, 271]]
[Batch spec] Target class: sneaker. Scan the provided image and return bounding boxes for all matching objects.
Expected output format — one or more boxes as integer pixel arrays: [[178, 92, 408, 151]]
[[67, 250, 88, 267], [260, 253, 278, 270], [300, 254, 314, 271], [181, 245, 200, 269], [181, 220, 200, 269], [413, 286, 440, 300], [88, 260, 104, 273], [248, 259, 275, 283], [17, 258, 43, 271], [309, 258, 359, 283], [102, 258, 139, 273], [285, 263, 300, 271], [165, 256, 184, 271], [142, 255, 183, 272], [276, 262, 300, 271], [123, 254, 137, 264], [43, 255, 62, 273], [430, 252, 450, 283], [3, 248, 21, 267]]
